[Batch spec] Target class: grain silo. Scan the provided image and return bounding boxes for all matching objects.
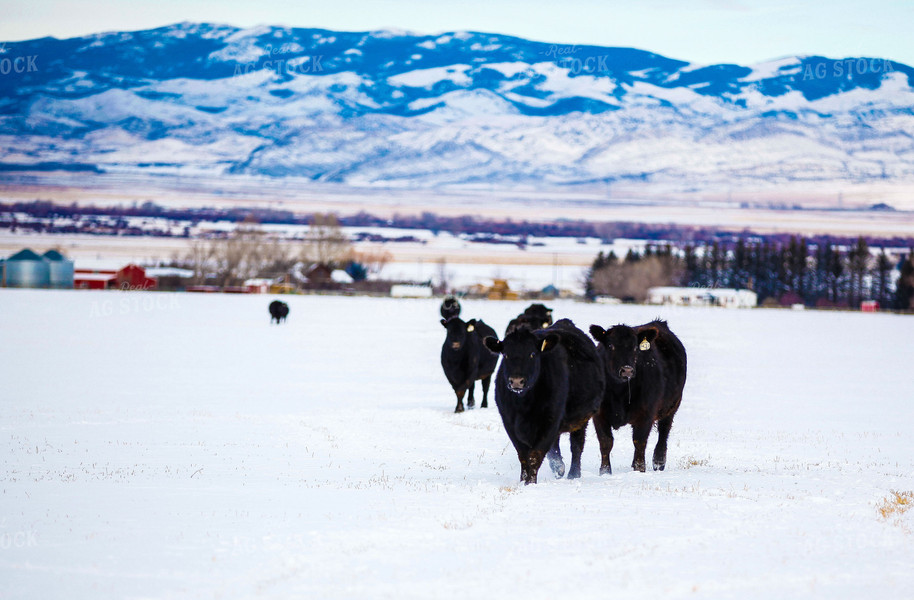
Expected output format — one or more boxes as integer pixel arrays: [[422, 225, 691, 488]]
[[42, 249, 75, 289], [3, 248, 51, 288]]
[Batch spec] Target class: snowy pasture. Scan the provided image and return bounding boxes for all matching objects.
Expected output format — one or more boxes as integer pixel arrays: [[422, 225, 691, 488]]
[[1, 290, 913, 599]]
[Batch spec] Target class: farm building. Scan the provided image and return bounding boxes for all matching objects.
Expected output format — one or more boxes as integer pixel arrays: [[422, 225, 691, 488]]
[[43, 250, 75, 289], [1, 248, 74, 289], [74, 264, 157, 291], [647, 286, 758, 308]]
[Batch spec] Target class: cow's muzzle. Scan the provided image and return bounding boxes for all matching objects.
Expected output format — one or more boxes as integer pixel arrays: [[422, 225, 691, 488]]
[[508, 376, 526, 393]]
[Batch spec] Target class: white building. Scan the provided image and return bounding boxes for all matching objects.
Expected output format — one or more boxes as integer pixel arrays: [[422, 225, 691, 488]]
[[647, 287, 758, 308], [390, 284, 433, 298]]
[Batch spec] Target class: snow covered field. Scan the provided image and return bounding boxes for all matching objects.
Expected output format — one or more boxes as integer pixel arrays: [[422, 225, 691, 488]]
[[1, 290, 913, 599]]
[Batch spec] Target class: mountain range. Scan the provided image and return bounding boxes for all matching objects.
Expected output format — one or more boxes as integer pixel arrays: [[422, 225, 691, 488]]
[[1, 22, 912, 190]]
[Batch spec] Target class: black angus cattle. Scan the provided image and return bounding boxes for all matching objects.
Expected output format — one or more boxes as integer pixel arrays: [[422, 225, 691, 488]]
[[588, 320, 687, 474], [440, 296, 461, 321], [504, 303, 554, 335], [484, 319, 605, 484], [269, 300, 289, 324], [440, 317, 499, 413]]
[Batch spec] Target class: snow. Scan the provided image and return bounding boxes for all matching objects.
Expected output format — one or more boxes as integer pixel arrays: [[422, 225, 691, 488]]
[[1, 290, 913, 598], [742, 57, 803, 82], [387, 65, 473, 88], [481, 61, 532, 78]]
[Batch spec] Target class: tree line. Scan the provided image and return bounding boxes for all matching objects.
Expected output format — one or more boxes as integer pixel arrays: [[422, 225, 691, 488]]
[[177, 214, 390, 287], [585, 236, 914, 310]]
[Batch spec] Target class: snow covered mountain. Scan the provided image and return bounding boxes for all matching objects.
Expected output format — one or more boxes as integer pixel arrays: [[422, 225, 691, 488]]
[[1, 22, 913, 188]]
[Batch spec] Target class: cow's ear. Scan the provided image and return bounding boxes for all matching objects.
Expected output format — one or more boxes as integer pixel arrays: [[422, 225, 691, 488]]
[[639, 327, 659, 349], [441, 318, 449, 327], [539, 333, 560, 353], [483, 336, 502, 354], [466, 318, 477, 332], [589, 325, 606, 341]]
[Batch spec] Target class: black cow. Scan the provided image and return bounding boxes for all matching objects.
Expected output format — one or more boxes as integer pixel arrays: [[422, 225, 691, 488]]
[[484, 319, 605, 484], [269, 300, 289, 324], [440, 296, 461, 321], [440, 317, 499, 413], [504, 303, 554, 335], [588, 320, 687, 474]]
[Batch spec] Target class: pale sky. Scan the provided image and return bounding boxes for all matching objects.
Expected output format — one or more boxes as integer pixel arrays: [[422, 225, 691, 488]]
[[1, 0, 912, 66]]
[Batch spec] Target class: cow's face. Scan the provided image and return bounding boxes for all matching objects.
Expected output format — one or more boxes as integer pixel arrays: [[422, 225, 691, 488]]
[[442, 317, 477, 351], [484, 329, 558, 394], [589, 324, 658, 383]]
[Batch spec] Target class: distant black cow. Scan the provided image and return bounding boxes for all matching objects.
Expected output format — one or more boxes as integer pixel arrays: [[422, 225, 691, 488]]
[[484, 319, 605, 484], [504, 303, 554, 335], [588, 320, 687, 474], [440, 296, 461, 321], [440, 317, 499, 413], [269, 300, 289, 324]]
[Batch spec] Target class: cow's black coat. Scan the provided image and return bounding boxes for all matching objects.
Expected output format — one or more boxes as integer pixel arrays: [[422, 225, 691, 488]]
[[589, 320, 687, 473], [485, 319, 605, 484], [440, 296, 461, 321], [504, 303, 554, 335], [440, 317, 498, 413], [269, 300, 289, 324]]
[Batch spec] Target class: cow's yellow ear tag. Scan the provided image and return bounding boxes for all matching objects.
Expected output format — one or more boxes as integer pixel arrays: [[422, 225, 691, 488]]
[[467, 325, 475, 332], [639, 339, 651, 351]]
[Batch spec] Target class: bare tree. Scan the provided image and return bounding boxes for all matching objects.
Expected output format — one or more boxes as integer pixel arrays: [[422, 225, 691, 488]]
[[301, 213, 351, 268], [186, 238, 219, 285], [589, 255, 681, 302]]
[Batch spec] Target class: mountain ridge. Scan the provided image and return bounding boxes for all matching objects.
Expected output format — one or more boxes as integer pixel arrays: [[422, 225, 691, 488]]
[[1, 22, 912, 190]]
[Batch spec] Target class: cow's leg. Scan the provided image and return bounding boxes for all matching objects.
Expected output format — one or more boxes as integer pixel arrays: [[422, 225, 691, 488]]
[[653, 414, 675, 471], [547, 438, 565, 478], [593, 411, 615, 475], [567, 427, 586, 479], [631, 419, 652, 472], [466, 380, 475, 409], [454, 385, 467, 413], [522, 449, 545, 485], [480, 375, 491, 408]]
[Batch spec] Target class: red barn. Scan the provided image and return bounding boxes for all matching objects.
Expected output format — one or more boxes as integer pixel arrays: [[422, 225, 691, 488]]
[[116, 264, 157, 290], [74, 269, 117, 290], [74, 264, 157, 290]]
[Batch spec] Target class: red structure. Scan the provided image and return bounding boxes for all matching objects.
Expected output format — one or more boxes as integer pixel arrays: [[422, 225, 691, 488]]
[[74, 269, 116, 290], [74, 264, 157, 290], [861, 300, 880, 312], [115, 264, 157, 290]]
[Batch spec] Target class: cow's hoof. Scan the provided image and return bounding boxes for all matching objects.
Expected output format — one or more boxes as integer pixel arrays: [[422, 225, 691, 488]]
[[454, 404, 464, 413], [567, 467, 581, 480], [599, 465, 612, 476], [632, 461, 646, 472], [549, 457, 565, 478], [481, 401, 488, 408], [653, 460, 666, 471], [467, 400, 475, 409]]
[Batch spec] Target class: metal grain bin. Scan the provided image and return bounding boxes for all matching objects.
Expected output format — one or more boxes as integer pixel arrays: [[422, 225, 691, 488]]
[[3, 248, 50, 288], [42, 249, 75, 289]]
